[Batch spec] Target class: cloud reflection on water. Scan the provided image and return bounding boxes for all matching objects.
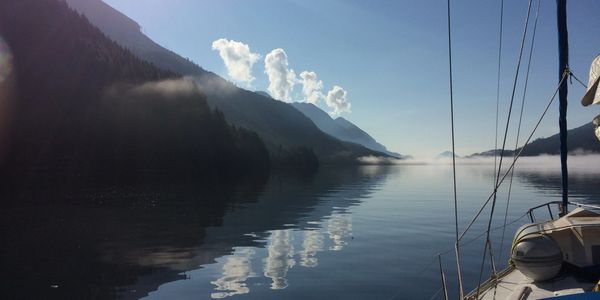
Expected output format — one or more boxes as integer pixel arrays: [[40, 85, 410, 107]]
[[327, 213, 353, 251], [299, 229, 325, 267], [208, 211, 356, 297], [211, 249, 256, 299], [264, 229, 296, 290]]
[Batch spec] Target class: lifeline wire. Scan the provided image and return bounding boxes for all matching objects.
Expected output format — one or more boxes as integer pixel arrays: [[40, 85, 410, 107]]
[[458, 70, 569, 243]]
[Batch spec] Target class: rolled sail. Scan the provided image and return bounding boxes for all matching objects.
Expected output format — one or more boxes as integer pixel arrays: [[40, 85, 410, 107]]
[[582, 54, 600, 106]]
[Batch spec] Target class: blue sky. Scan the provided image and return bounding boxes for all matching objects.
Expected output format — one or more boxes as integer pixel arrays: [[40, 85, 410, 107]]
[[104, 0, 600, 158]]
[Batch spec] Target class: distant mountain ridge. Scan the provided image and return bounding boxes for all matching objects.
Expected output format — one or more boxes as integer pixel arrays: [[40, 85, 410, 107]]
[[468, 149, 509, 158], [64, 0, 209, 76], [468, 122, 600, 157], [436, 151, 461, 159], [65, 0, 393, 163], [291, 102, 402, 158]]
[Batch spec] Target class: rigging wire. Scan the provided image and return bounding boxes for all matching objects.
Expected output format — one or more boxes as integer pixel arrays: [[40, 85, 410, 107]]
[[429, 288, 443, 300], [436, 0, 573, 297], [488, 0, 504, 286], [475, 1, 534, 297], [445, 0, 463, 298], [498, 0, 541, 261], [458, 70, 569, 243], [420, 212, 529, 300], [438, 212, 529, 257], [438, 254, 449, 300], [493, 0, 505, 197]]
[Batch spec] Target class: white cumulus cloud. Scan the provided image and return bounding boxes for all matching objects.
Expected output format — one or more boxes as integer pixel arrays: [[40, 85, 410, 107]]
[[299, 71, 323, 104], [211, 38, 260, 86], [264, 48, 296, 102], [325, 85, 351, 116]]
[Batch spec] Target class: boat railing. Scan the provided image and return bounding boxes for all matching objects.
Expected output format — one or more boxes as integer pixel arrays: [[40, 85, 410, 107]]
[[526, 200, 600, 223]]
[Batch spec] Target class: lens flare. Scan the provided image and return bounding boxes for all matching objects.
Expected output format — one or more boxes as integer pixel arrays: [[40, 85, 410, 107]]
[[0, 35, 14, 162], [0, 36, 13, 83]]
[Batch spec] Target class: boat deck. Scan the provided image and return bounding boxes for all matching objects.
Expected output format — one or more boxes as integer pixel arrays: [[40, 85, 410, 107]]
[[467, 266, 596, 300]]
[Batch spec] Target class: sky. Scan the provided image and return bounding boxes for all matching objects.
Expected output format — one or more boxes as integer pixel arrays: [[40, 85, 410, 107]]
[[104, 0, 600, 158]]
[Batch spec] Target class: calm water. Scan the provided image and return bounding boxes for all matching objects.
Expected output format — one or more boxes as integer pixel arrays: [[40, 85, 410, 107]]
[[2, 162, 600, 299]]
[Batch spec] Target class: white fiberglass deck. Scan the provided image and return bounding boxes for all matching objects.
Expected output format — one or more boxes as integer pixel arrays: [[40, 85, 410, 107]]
[[470, 267, 595, 300]]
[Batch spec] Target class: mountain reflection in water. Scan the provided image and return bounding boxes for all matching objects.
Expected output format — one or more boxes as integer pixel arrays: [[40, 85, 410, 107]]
[[2, 163, 600, 299], [0, 166, 387, 300]]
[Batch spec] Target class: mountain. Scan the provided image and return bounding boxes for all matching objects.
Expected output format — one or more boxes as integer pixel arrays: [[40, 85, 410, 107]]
[[64, 0, 209, 76], [519, 122, 600, 155], [255, 91, 272, 98], [195, 80, 385, 163], [436, 151, 461, 159], [335, 117, 402, 157], [0, 0, 272, 180], [468, 149, 513, 158], [469, 122, 600, 157], [291, 102, 402, 158], [64, 0, 390, 164]]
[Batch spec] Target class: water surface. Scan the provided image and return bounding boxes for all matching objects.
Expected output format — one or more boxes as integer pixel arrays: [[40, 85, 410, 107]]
[[2, 162, 599, 299]]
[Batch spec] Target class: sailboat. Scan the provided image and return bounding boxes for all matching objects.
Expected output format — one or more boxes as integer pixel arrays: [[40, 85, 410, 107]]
[[469, 203, 600, 299], [441, 0, 600, 299]]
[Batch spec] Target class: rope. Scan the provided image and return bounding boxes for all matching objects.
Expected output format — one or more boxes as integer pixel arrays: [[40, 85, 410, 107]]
[[446, 0, 463, 298], [487, 237, 498, 276], [475, 1, 534, 297], [458, 70, 569, 243], [499, 0, 541, 261], [569, 71, 588, 89]]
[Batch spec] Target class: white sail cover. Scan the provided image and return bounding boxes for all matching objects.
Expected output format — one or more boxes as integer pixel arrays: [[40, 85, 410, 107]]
[[582, 54, 600, 106]]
